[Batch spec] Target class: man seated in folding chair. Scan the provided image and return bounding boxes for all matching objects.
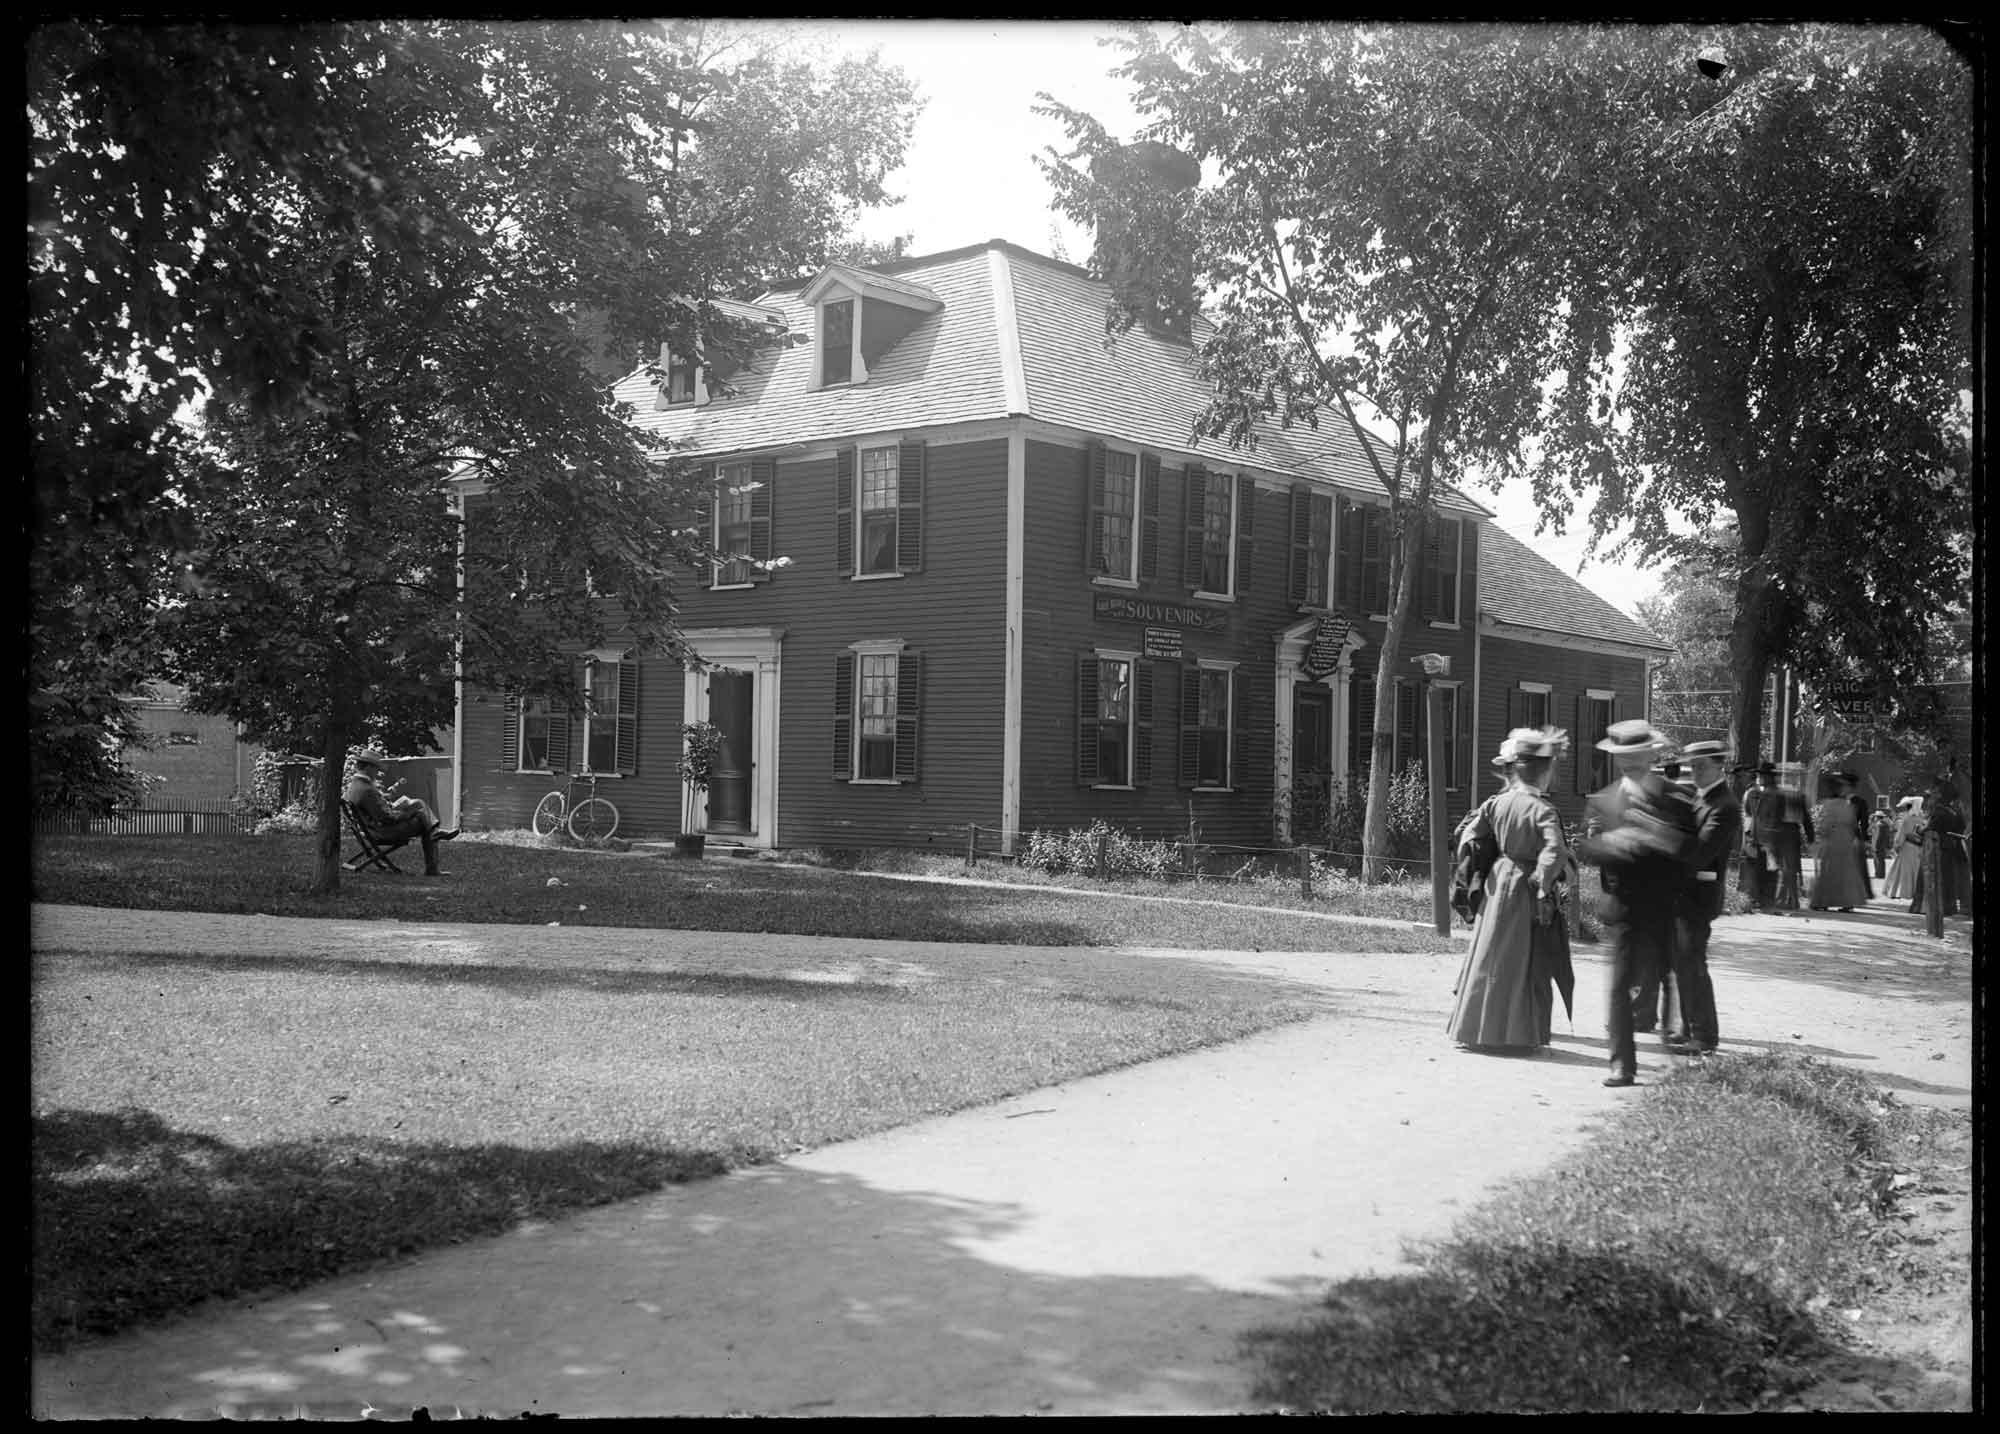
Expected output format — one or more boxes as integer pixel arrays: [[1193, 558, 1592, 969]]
[[344, 748, 457, 877]]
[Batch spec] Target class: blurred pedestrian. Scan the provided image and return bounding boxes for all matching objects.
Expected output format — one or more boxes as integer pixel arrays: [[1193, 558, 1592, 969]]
[[1846, 774, 1875, 899], [1448, 728, 1575, 1052], [1808, 771, 1868, 912], [1871, 797, 1895, 880], [1884, 795, 1926, 900], [1630, 753, 1696, 1035], [1664, 740, 1738, 1054], [1754, 765, 1813, 911], [1909, 777, 1967, 917], [1580, 720, 1696, 1088]]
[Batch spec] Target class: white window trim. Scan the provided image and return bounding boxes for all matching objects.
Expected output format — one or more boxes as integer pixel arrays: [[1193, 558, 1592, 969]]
[[1519, 681, 1553, 694], [1191, 472, 1240, 601], [1586, 688, 1615, 701], [1090, 647, 1141, 790], [1093, 443, 1144, 586], [845, 638, 906, 783], [711, 460, 757, 589], [659, 346, 709, 408], [1192, 658, 1239, 793], [817, 288, 867, 390], [515, 694, 554, 775]]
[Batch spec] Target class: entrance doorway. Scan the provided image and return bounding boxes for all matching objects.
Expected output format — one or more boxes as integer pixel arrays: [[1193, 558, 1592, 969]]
[[707, 670, 753, 834], [1292, 685, 1333, 842]]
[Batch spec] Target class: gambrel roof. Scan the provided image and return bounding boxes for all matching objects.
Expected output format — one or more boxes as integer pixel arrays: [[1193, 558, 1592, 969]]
[[612, 239, 1491, 518]]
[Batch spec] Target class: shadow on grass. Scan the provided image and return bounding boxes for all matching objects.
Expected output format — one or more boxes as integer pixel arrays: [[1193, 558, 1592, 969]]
[[49, 946, 926, 1004], [1245, 1241, 1839, 1413], [32, 1107, 731, 1355]]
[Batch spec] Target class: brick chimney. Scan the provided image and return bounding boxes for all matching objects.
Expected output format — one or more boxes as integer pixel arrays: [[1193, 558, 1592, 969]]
[[1088, 140, 1202, 343]]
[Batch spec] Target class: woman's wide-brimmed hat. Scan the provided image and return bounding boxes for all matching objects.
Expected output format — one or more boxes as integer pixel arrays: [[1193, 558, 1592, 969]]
[[1596, 719, 1664, 755], [1515, 726, 1569, 760], [1898, 794, 1925, 810], [355, 748, 390, 767], [1489, 737, 1518, 769]]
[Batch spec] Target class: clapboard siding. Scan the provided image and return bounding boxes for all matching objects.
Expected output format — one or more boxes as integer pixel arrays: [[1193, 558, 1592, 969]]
[[1477, 635, 1651, 827]]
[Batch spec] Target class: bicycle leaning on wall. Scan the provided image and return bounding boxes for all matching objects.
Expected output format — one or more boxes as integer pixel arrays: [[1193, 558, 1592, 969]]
[[532, 772, 621, 846]]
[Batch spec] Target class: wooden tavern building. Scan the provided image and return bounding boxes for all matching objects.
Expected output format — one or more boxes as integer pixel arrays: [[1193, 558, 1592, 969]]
[[453, 239, 1672, 853]]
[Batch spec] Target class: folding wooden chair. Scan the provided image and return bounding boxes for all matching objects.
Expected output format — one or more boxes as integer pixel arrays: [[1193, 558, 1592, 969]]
[[341, 800, 411, 874]]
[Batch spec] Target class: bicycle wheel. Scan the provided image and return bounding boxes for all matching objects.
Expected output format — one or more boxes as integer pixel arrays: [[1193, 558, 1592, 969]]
[[567, 796, 620, 845], [531, 792, 567, 838]]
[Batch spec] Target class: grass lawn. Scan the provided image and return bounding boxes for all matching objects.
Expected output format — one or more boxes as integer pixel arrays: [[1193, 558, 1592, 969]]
[[1244, 1053, 1969, 1413], [30, 831, 1457, 952], [32, 907, 1335, 1353]]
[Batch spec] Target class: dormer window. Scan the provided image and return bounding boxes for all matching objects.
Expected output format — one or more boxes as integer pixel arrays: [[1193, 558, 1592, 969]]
[[802, 264, 945, 392], [664, 353, 698, 405], [821, 298, 855, 386]]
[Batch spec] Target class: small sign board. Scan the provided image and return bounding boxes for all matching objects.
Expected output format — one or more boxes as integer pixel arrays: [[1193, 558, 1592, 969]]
[[1300, 614, 1353, 680], [1093, 593, 1229, 633], [1143, 626, 1183, 659]]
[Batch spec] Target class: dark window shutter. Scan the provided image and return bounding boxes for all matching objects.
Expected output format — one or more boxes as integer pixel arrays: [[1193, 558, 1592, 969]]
[[1459, 521, 1477, 627], [1086, 441, 1107, 575], [1336, 496, 1361, 610], [1438, 518, 1458, 621], [705, 463, 721, 588], [1227, 674, 1241, 789], [1235, 473, 1255, 595], [897, 440, 925, 571], [1419, 514, 1438, 621], [547, 700, 571, 774], [1362, 506, 1385, 613], [832, 653, 854, 779], [499, 694, 520, 771], [615, 660, 639, 774], [1134, 661, 1155, 785], [1139, 454, 1161, 582], [748, 457, 775, 582], [1396, 678, 1420, 773], [1288, 485, 1312, 606], [1076, 655, 1100, 785], [835, 447, 854, 574], [1508, 686, 1525, 733], [1453, 690, 1472, 792], [1179, 666, 1201, 786], [894, 649, 922, 782], [1349, 672, 1375, 784], [1183, 465, 1208, 591], [1575, 694, 1589, 795]]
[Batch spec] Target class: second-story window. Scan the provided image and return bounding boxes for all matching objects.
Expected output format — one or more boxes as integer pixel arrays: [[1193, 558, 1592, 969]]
[[714, 463, 755, 586], [1200, 478, 1233, 593], [822, 298, 854, 386], [859, 445, 899, 574], [1097, 449, 1137, 579]]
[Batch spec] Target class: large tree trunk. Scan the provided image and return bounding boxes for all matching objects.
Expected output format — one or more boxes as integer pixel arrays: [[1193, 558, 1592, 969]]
[[1727, 564, 1792, 798], [1360, 514, 1422, 884], [310, 720, 352, 895]]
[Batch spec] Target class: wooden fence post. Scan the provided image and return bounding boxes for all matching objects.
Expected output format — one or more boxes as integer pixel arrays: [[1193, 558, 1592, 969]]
[[965, 824, 978, 869], [1298, 845, 1313, 899], [1095, 830, 1110, 879]]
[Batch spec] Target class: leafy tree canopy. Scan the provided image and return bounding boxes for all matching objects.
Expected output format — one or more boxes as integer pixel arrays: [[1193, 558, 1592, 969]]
[[28, 20, 918, 876]]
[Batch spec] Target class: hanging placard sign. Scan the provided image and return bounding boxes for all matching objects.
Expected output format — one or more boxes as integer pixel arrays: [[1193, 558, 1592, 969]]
[[1300, 614, 1353, 680]]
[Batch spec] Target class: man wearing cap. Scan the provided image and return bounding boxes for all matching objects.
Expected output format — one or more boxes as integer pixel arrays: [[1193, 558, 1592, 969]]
[[1579, 720, 1697, 1087], [345, 749, 457, 877], [1669, 740, 1740, 1054]]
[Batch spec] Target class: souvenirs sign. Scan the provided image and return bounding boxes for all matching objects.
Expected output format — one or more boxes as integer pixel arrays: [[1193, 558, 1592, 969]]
[[1092, 593, 1230, 634], [1300, 613, 1354, 680]]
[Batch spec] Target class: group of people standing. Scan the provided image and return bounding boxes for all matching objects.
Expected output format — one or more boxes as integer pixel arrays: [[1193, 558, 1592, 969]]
[[1447, 721, 1738, 1089]]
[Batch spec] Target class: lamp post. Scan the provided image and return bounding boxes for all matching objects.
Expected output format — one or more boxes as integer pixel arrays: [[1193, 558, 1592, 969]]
[[1414, 652, 1452, 936]]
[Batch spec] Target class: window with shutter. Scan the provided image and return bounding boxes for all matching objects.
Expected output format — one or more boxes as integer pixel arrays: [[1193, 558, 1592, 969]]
[[1089, 444, 1140, 581], [893, 650, 921, 783], [1138, 455, 1161, 582], [1290, 487, 1333, 608], [1134, 662, 1156, 784], [857, 652, 897, 780], [835, 447, 854, 573], [1395, 678, 1420, 774], [1349, 672, 1375, 787], [615, 659, 639, 775], [821, 298, 854, 386], [1086, 441, 1108, 576], [747, 456, 775, 581], [858, 445, 899, 575], [895, 440, 924, 571], [519, 696, 555, 772], [1183, 466, 1208, 592], [1082, 653, 1137, 786], [1233, 474, 1254, 595], [579, 657, 628, 775], [1198, 474, 1234, 594], [1361, 505, 1386, 614], [1191, 666, 1233, 788], [832, 652, 854, 778], [499, 694, 520, 771], [713, 462, 756, 586]]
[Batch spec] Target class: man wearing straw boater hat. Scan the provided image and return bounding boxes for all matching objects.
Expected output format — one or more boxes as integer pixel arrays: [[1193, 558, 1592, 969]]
[[1578, 720, 1696, 1087], [1669, 739, 1740, 1054]]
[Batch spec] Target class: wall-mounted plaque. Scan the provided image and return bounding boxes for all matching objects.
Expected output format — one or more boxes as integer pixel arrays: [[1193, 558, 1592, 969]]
[[1301, 613, 1353, 680], [1143, 626, 1183, 659]]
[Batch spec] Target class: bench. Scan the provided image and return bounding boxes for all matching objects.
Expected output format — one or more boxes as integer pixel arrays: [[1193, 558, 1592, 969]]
[[341, 800, 410, 874]]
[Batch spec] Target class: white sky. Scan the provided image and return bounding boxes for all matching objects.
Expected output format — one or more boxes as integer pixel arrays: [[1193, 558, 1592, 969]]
[[822, 18, 1664, 621]]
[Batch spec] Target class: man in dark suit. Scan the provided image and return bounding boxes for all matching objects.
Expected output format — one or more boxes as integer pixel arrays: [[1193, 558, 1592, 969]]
[[1579, 720, 1697, 1087], [1747, 762, 1813, 911], [1668, 740, 1740, 1054], [1631, 755, 1698, 1034]]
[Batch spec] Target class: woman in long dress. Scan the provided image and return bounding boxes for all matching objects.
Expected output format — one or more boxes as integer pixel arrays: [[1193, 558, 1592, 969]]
[[1808, 776, 1870, 911], [1449, 729, 1574, 1052], [1883, 795, 1925, 900]]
